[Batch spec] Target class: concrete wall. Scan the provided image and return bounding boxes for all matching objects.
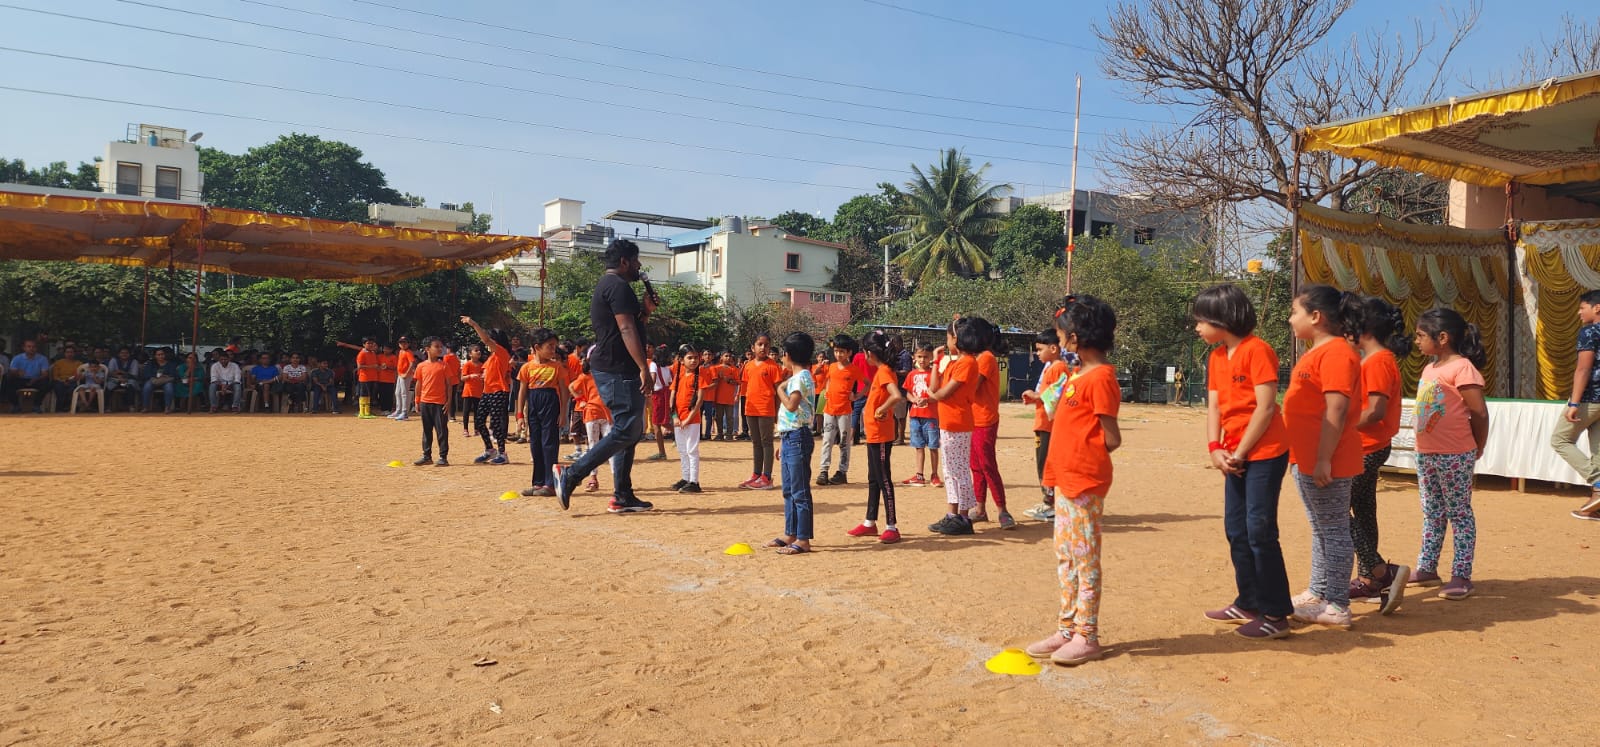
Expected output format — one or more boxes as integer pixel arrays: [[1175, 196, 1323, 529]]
[[1448, 181, 1600, 229], [787, 288, 851, 326], [99, 137, 202, 203]]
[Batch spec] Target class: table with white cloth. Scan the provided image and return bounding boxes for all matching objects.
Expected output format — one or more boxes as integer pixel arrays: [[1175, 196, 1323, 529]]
[[1385, 399, 1591, 487]]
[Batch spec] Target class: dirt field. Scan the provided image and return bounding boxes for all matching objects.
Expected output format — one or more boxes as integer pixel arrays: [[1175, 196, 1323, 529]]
[[3, 403, 1598, 745]]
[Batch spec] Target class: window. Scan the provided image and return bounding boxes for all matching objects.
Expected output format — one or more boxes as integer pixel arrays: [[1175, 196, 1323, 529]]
[[784, 252, 800, 272], [810, 292, 826, 303], [711, 248, 722, 277], [1133, 227, 1154, 245], [116, 162, 141, 196], [155, 167, 181, 200], [832, 293, 847, 304]]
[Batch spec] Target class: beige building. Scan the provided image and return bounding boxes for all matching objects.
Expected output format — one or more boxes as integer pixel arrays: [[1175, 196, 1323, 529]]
[[665, 219, 851, 325], [368, 202, 474, 231], [98, 124, 204, 203]]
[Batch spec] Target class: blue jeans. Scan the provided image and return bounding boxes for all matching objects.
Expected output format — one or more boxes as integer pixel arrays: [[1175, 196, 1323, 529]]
[[908, 416, 940, 449], [1223, 452, 1292, 617], [850, 396, 867, 438], [566, 370, 644, 497], [142, 378, 174, 409], [780, 428, 815, 540]]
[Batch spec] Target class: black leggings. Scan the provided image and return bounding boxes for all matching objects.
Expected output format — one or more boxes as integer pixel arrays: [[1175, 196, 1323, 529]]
[[477, 390, 509, 452], [748, 415, 776, 476], [461, 396, 479, 428], [865, 441, 897, 526], [1349, 446, 1391, 579], [525, 388, 560, 487], [1034, 430, 1052, 498]]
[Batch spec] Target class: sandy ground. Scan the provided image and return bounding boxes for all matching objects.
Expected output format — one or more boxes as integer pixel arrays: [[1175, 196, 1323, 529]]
[[3, 402, 1600, 746]]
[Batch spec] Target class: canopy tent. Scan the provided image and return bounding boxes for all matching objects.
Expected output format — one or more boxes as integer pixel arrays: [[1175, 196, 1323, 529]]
[[1298, 69, 1600, 401], [0, 187, 542, 284]]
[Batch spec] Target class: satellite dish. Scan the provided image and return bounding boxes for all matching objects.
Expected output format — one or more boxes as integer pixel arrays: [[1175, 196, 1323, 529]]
[[189, 132, 205, 142]]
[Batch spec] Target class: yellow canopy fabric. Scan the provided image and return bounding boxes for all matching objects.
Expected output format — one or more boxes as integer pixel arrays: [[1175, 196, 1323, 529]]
[[1302, 70, 1600, 189], [1518, 217, 1600, 399], [0, 189, 542, 284]]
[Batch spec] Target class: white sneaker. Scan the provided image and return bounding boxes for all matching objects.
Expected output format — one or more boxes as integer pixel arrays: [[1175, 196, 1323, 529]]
[[1311, 602, 1352, 629], [1291, 588, 1319, 608], [1291, 597, 1327, 624], [1022, 502, 1054, 521]]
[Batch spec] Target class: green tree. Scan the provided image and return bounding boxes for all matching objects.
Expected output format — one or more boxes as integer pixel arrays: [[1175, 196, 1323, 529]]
[[0, 157, 101, 191], [822, 184, 903, 246], [459, 201, 493, 234], [199, 134, 404, 221], [881, 148, 1011, 287], [771, 210, 829, 237], [0, 261, 195, 347], [991, 204, 1066, 277]]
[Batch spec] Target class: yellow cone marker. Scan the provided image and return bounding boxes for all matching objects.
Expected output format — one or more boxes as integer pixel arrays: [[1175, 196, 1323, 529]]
[[499, 491, 520, 502], [984, 648, 1042, 676], [723, 542, 754, 556], [387, 460, 405, 468]]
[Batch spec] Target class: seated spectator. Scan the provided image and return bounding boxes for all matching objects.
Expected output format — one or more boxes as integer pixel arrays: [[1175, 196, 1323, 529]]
[[280, 352, 309, 412], [176, 352, 207, 409], [105, 346, 141, 403], [141, 348, 179, 413], [209, 351, 243, 413], [49, 345, 83, 412], [309, 356, 340, 414], [74, 356, 107, 413], [6, 340, 52, 413], [248, 353, 280, 413]]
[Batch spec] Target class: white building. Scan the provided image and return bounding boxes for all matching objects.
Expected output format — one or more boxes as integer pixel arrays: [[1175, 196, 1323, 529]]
[[996, 189, 1206, 250], [498, 199, 677, 303], [368, 202, 473, 231], [665, 219, 851, 326], [98, 124, 203, 203]]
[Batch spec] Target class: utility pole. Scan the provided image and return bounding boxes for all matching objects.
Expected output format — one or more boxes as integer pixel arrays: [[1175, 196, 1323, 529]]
[[1065, 74, 1082, 294]]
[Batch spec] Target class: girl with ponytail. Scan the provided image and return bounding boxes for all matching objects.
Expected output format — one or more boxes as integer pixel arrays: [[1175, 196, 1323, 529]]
[[1410, 308, 1489, 601], [1348, 298, 1412, 614], [1281, 285, 1366, 629]]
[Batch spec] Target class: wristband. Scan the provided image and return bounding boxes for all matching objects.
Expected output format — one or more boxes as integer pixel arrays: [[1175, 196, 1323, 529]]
[[1207, 441, 1225, 453], [1569, 402, 1581, 408]]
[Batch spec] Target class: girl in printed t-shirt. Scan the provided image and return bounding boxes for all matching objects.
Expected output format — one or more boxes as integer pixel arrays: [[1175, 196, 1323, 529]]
[[1409, 308, 1489, 601], [1282, 285, 1365, 630], [516, 328, 570, 497], [1193, 284, 1294, 640], [1347, 298, 1413, 614], [1026, 294, 1121, 667]]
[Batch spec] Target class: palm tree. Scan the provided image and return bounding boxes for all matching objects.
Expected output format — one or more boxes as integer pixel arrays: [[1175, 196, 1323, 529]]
[[880, 149, 1011, 287]]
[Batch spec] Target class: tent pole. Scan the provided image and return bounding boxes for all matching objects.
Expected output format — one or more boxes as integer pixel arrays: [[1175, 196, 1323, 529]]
[[140, 265, 151, 349], [1289, 131, 1304, 365], [192, 207, 205, 412], [1505, 182, 1517, 398]]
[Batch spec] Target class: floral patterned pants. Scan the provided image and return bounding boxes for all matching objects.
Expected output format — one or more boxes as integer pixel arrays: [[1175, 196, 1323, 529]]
[[1416, 451, 1477, 580], [1054, 492, 1103, 642]]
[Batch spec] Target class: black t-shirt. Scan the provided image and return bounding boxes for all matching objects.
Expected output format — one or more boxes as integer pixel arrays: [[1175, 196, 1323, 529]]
[[590, 272, 642, 376]]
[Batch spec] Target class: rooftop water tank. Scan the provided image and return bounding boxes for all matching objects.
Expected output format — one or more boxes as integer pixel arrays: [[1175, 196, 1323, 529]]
[[720, 215, 744, 234]]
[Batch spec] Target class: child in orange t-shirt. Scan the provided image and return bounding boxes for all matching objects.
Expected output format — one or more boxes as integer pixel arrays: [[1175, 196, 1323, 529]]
[[460, 345, 485, 437], [412, 337, 452, 466], [346, 338, 381, 418], [461, 316, 513, 465], [670, 345, 706, 494], [1349, 298, 1413, 613], [391, 337, 416, 421], [846, 331, 906, 544], [901, 344, 942, 489], [1020, 329, 1068, 522], [740, 335, 785, 489], [1282, 285, 1365, 629], [377, 345, 399, 414], [516, 329, 570, 497], [1024, 294, 1121, 667], [966, 318, 1010, 528], [569, 359, 614, 493], [1192, 284, 1294, 640], [713, 352, 739, 442], [927, 319, 982, 535], [1411, 308, 1489, 601], [819, 335, 861, 486], [441, 343, 462, 421]]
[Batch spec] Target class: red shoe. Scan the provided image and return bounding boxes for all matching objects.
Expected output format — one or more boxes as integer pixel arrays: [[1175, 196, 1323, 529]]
[[846, 522, 879, 537], [879, 528, 901, 544], [930, 477, 944, 488], [749, 476, 774, 490], [900, 474, 926, 487], [738, 474, 759, 489]]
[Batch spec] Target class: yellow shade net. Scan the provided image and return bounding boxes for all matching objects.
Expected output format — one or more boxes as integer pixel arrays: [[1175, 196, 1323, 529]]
[[1517, 218, 1600, 399], [1297, 204, 1514, 396]]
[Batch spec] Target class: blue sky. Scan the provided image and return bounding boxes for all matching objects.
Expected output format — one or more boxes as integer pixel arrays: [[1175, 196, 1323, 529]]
[[0, 0, 1587, 236]]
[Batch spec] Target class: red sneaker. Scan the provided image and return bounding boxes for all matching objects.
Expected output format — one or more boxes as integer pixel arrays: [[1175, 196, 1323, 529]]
[[879, 528, 901, 544], [738, 474, 759, 489], [930, 476, 944, 488], [900, 474, 926, 487], [749, 476, 774, 490], [846, 522, 879, 537]]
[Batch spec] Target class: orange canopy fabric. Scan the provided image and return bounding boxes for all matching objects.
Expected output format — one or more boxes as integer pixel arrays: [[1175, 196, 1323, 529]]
[[0, 189, 542, 284]]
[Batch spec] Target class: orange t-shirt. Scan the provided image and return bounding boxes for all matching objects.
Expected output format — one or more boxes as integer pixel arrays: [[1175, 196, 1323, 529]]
[[972, 350, 1001, 428], [1042, 364, 1121, 498], [1281, 338, 1363, 478], [461, 359, 485, 398], [741, 358, 783, 417], [482, 344, 510, 394], [442, 353, 461, 386], [413, 359, 449, 405], [518, 359, 563, 390], [566, 353, 582, 385], [1206, 336, 1290, 461], [355, 350, 379, 383], [1358, 349, 1403, 454], [673, 364, 704, 423], [378, 354, 398, 384], [904, 369, 935, 419], [936, 355, 977, 432], [396, 349, 415, 378], [699, 366, 719, 406], [713, 364, 738, 405], [863, 364, 898, 444], [823, 362, 859, 416], [570, 373, 610, 423], [1032, 360, 1069, 432]]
